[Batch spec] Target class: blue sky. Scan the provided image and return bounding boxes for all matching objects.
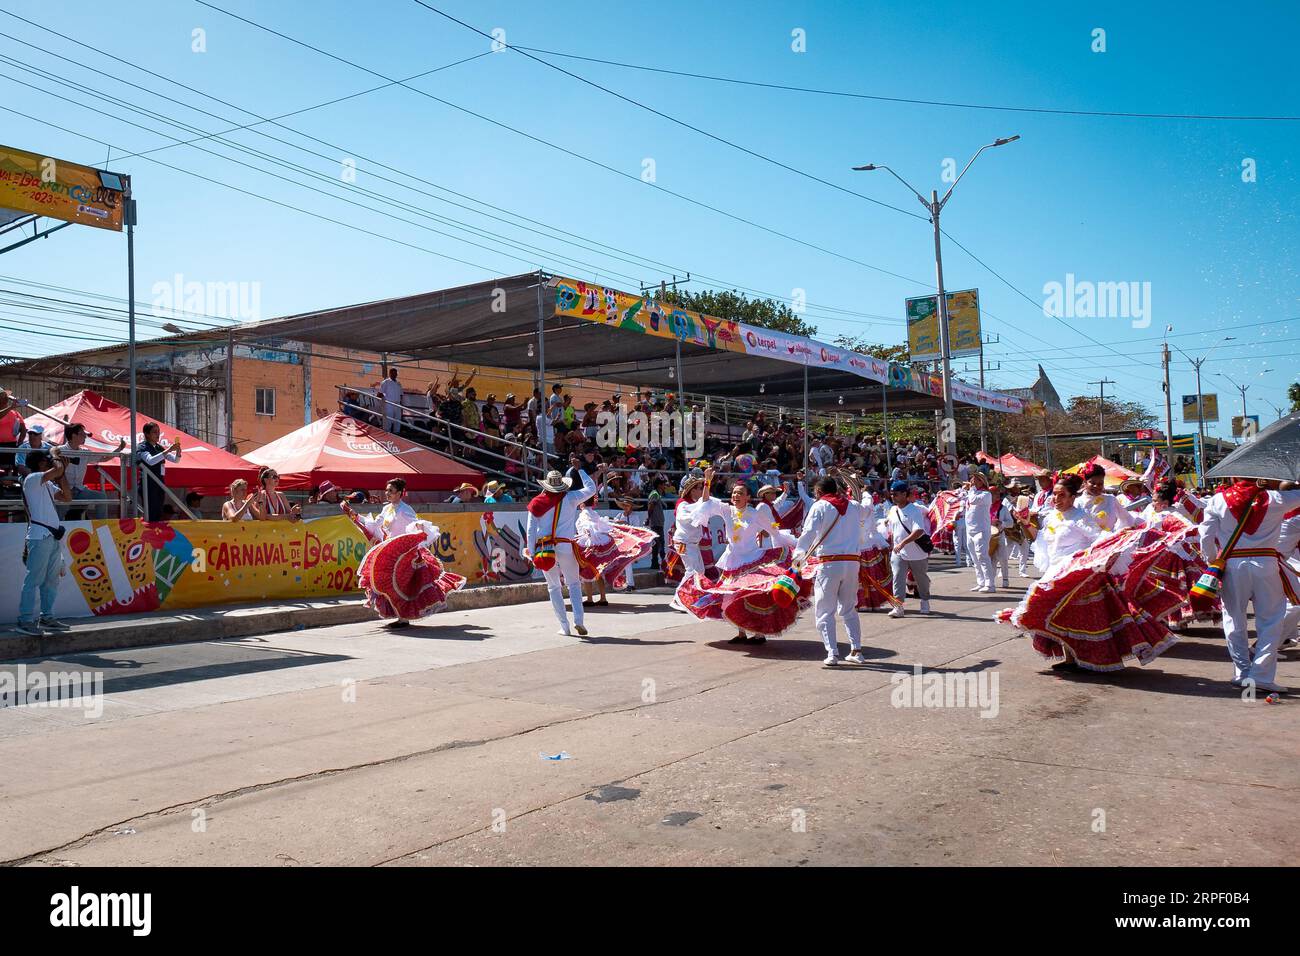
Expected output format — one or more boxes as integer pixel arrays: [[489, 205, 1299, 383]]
[[1, 0, 1296, 441]]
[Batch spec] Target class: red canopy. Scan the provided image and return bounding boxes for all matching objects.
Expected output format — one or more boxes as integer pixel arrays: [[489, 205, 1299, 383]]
[[245, 413, 484, 491], [976, 451, 1042, 477], [1063, 454, 1140, 484], [28, 390, 259, 493]]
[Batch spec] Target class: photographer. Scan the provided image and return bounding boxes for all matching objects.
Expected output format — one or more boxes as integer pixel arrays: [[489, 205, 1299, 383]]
[[16, 448, 72, 637]]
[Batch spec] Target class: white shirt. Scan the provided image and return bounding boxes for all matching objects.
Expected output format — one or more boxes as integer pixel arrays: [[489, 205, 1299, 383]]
[[672, 495, 722, 545], [886, 502, 932, 561], [1075, 492, 1139, 534], [55, 442, 119, 489], [1033, 506, 1101, 577], [714, 503, 796, 571], [525, 470, 598, 552], [378, 378, 404, 406], [1199, 488, 1300, 559], [357, 500, 418, 541], [795, 498, 866, 562], [996, 500, 1015, 530], [963, 488, 992, 534], [22, 471, 61, 541], [576, 508, 614, 547]]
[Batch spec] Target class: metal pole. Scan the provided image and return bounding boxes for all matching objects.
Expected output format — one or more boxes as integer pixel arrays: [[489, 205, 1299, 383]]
[[225, 328, 235, 451], [882, 380, 891, 473], [1162, 341, 1173, 455], [674, 337, 683, 407], [536, 275, 547, 472], [1043, 409, 1052, 470], [1193, 358, 1205, 482], [930, 191, 956, 460], [802, 364, 809, 467], [126, 199, 139, 517], [978, 338, 987, 454]]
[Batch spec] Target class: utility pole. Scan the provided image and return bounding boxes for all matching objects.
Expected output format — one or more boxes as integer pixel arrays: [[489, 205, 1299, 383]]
[[977, 332, 999, 454], [1089, 378, 1116, 457], [1161, 332, 1173, 455]]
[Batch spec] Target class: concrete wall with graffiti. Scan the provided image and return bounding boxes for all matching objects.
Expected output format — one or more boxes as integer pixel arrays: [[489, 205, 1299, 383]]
[[0, 510, 659, 623]]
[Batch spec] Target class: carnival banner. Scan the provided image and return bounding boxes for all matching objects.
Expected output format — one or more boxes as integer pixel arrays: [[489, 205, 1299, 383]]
[[0, 144, 129, 232], [0, 509, 656, 623]]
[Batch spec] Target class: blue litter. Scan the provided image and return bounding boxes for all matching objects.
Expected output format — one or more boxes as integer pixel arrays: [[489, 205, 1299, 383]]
[[540, 751, 572, 761]]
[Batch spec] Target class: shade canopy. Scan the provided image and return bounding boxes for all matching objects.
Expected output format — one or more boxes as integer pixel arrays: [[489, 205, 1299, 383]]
[[1206, 412, 1300, 482], [27, 389, 259, 493], [1062, 454, 1139, 484], [225, 273, 963, 415], [244, 413, 485, 491], [976, 451, 1042, 477]]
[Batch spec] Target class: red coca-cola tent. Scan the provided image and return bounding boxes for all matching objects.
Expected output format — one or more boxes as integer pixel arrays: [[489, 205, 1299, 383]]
[[976, 451, 1042, 477], [244, 413, 484, 491], [28, 390, 259, 494]]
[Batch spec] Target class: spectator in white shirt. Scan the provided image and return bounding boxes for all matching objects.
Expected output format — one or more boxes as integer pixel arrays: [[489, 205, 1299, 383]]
[[885, 480, 932, 616], [16, 449, 72, 636], [56, 421, 125, 519], [378, 368, 405, 433]]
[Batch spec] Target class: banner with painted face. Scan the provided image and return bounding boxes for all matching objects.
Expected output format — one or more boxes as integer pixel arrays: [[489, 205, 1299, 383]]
[[0, 510, 657, 623]]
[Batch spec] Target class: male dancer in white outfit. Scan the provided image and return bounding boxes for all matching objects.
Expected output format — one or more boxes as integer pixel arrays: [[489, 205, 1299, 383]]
[[794, 474, 867, 667], [885, 479, 932, 617], [1199, 479, 1300, 693], [668, 470, 722, 612], [963, 472, 996, 593], [993, 488, 1016, 587], [524, 466, 600, 637]]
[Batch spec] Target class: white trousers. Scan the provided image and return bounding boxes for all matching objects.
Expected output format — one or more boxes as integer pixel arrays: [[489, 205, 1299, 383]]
[[952, 519, 966, 566], [1009, 539, 1029, 575], [1219, 557, 1289, 684], [813, 561, 861, 658], [670, 539, 706, 610], [966, 528, 993, 589], [994, 537, 1010, 583], [542, 544, 584, 632]]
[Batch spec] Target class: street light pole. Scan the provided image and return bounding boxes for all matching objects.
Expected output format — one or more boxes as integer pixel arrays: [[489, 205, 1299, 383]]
[[853, 135, 1020, 462]]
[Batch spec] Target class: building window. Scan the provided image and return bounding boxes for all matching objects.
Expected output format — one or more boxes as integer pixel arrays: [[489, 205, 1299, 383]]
[[255, 387, 276, 417]]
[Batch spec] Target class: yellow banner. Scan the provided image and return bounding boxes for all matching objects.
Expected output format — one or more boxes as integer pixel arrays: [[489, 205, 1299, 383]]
[[906, 289, 981, 361], [0, 144, 128, 231], [552, 276, 746, 352]]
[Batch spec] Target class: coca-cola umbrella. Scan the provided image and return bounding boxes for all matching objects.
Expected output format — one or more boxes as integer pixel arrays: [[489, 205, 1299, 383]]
[[1206, 411, 1300, 482]]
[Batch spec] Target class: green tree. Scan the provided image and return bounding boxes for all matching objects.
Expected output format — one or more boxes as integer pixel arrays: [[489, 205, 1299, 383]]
[[664, 288, 817, 338], [1289, 381, 1300, 411], [831, 333, 909, 362]]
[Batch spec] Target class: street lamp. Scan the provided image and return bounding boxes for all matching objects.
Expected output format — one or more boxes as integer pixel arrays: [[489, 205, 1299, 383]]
[[852, 135, 1020, 461]]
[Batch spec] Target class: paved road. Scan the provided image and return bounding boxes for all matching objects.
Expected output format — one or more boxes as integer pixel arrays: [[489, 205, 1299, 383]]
[[2, 558, 1296, 866]]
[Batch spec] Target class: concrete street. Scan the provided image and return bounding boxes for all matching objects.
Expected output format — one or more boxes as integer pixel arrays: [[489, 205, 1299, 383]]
[[1, 557, 1296, 867]]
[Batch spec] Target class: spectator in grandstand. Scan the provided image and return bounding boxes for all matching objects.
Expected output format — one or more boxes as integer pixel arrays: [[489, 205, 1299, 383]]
[[250, 466, 301, 522], [135, 422, 181, 522], [54, 422, 125, 519]]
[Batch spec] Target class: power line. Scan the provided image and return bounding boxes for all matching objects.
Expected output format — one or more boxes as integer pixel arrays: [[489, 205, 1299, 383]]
[[504, 45, 1300, 123]]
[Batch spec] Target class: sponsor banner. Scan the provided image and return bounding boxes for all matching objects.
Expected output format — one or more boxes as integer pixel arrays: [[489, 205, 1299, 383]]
[[552, 276, 890, 385], [0, 510, 655, 623], [0, 144, 128, 232], [906, 289, 981, 361], [889, 364, 1025, 414], [1182, 393, 1219, 423]]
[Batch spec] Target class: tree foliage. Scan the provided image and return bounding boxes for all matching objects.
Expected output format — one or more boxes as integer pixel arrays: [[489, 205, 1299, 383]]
[[664, 288, 818, 338]]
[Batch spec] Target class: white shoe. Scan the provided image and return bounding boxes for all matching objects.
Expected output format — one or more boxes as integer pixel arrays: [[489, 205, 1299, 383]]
[[980, 586, 997, 593], [845, 650, 868, 665], [669, 597, 686, 612], [557, 626, 572, 636], [919, 600, 930, 614], [823, 655, 839, 667], [887, 607, 904, 618], [969, 585, 982, 592]]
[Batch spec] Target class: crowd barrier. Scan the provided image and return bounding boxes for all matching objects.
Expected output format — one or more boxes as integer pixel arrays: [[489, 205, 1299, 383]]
[[1, 509, 660, 624]]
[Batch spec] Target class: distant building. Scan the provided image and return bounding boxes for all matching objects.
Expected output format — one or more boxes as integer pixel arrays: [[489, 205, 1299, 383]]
[[1002, 364, 1063, 413]]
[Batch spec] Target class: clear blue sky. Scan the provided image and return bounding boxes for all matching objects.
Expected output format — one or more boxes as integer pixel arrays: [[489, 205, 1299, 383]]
[[1, 0, 1296, 442]]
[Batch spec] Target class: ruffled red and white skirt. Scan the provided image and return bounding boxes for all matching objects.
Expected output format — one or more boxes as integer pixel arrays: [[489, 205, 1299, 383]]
[[577, 524, 658, 588], [856, 547, 901, 610], [996, 566, 1176, 671], [1120, 516, 1220, 628], [677, 549, 813, 637], [358, 531, 467, 620]]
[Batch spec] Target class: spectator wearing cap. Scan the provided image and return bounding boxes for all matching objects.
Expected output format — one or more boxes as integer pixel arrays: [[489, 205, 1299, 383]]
[[14, 423, 49, 475], [885, 479, 932, 617]]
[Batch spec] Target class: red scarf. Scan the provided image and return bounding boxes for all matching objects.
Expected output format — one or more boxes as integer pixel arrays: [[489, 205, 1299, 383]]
[[1222, 480, 1267, 535], [527, 490, 565, 518], [821, 494, 850, 516]]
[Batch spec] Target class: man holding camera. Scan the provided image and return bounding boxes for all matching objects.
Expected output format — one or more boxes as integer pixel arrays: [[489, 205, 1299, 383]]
[[16, 448, 72, 637]]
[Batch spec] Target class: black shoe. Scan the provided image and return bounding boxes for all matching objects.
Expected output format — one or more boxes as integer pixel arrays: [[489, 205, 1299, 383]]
[[729, 634, 747, 643], [1050, 659, 1080, 672]]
